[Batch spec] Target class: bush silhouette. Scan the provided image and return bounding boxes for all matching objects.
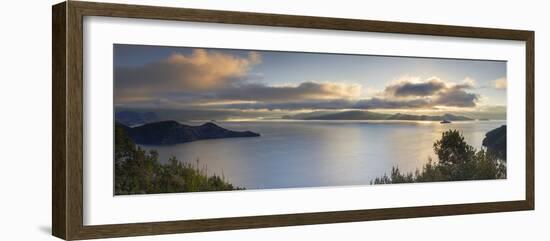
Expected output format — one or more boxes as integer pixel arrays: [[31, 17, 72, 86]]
[[372, 129, 506, 184], [115, 123, 241, 195]]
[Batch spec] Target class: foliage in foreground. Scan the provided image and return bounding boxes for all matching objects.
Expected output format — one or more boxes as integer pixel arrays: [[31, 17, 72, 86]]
[[115, 124, 241, 195], [372, 130, 506, 184]]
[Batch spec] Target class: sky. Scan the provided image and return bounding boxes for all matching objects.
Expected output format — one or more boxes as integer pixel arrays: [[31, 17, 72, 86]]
[[114, 44, 507, 120]]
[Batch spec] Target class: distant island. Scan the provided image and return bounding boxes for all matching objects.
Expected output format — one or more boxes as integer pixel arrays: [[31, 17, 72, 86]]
[[116, 120, 260, 145], [283, 110, 473, 121]]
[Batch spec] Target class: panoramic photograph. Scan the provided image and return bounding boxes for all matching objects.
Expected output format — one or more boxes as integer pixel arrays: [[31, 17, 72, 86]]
[[113, 44, 507, 195]]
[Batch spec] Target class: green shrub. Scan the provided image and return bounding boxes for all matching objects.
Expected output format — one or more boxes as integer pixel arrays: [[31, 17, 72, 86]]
[[115, 124, 242, 195], [372, 130, 506, 184]]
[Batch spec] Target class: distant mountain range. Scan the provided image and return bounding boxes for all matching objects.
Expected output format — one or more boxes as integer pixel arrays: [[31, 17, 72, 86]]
[[117, 121, 260, 145], [116, 109, 474, 127], [115, 111, 159, 126], [283, 110, 473, 121]]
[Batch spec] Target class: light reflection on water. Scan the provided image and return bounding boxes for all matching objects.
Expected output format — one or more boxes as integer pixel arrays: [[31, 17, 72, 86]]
[[140, 120, 505, 190]]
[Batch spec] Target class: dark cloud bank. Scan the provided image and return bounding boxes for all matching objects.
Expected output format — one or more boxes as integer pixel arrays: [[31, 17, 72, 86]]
[[115, 48, 482, 113]]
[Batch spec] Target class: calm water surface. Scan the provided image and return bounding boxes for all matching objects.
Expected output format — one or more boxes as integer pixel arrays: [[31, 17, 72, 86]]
[[140, 120, 505, 190]]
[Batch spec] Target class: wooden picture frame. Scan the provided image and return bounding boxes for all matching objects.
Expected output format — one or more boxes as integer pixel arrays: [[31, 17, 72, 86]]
[[52, 1, 534, 240]]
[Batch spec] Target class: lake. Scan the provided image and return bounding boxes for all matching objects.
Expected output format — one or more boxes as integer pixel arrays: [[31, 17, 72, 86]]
[[140, 120, 505, 190]]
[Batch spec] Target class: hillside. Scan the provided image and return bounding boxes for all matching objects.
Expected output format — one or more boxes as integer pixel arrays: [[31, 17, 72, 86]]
[[482, 125, 507, 160], [117, 121, 260, 145], [114, 124, 242, 194]]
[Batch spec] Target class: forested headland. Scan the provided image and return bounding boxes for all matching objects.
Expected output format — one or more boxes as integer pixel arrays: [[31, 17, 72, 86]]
[[115, 124, 242, 195], [372, 127, 507, 184]]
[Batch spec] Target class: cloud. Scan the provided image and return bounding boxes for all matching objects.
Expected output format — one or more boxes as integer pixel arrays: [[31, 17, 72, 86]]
[[216, 82, 362, 102], [384, 77, 446, 97], [213, 77, 479, 110], [433, 88, 478, 107], [115, 49, 261, 103], [379, 76, 478, 108], [462, 77, 477, 87], [383, 76, 474, 98], [115, 49, 481, 112], [115, 49, 362, 107], [494, 77, 507, 89]]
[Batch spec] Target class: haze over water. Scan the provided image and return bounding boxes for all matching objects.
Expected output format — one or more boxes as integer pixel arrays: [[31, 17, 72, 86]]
[[141, 120, 505, 190]]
